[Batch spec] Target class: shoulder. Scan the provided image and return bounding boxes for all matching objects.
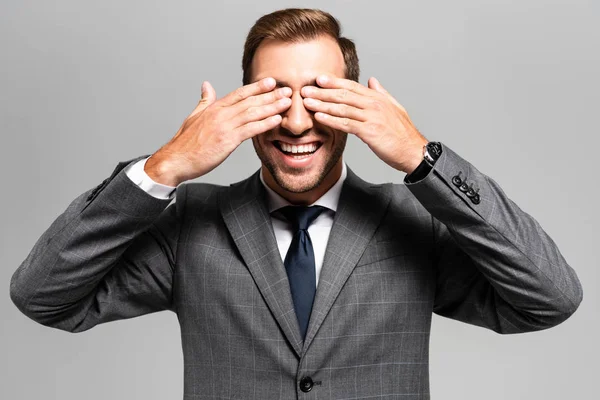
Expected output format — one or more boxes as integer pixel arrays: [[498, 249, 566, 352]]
[[180, 181, 225, 202], [386, 182, 430, 218], [369, 181, 433, 241], [353, 171, 430, 221], [348, 169, 423, 211], [344, 167, 430, 221], [173, 181, 226, 218], [175, 171, 260, 216]]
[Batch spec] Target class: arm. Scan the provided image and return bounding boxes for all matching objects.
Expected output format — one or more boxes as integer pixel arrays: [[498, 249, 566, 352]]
[[9, 77, 295, 333], [9, 156, 184, 332], [296, 75, 583, 333], [405, 143, 583, 333]]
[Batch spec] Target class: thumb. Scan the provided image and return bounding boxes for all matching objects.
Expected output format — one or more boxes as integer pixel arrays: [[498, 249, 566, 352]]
[[368, 76, 403, 109], [368, 76, 389, 94], [190, 81, 216, 117], [200, 80, 216, 104]]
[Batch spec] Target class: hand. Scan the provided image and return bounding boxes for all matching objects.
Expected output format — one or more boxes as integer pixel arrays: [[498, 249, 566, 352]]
[[145, 78, 292, 186], [301, 75, 429, 174]]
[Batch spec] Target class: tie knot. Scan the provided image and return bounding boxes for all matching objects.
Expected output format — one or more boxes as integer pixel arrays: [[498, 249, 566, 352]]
[[278, 205, 327, 231]]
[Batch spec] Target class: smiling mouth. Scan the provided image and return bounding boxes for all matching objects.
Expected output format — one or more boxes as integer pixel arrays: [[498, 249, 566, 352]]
[[273, 140, 323, 159]]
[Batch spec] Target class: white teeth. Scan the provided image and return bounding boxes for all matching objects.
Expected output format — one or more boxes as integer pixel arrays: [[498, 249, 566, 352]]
[[278, 142, 318, 154]]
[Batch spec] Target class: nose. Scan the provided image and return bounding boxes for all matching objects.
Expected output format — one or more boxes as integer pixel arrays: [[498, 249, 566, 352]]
[[280, 91, 313, 135]]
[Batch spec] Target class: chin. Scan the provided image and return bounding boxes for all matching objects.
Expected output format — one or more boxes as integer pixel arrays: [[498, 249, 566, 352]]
[[252, 131, 347, 194], [271, 168, 325, 193]]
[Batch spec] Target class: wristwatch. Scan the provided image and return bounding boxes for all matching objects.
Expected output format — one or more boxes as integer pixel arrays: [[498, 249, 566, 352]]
[[423, 141, 442, 167], [404, 141, 442, 183]]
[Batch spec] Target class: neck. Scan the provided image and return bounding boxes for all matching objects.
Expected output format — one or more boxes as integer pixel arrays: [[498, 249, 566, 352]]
[[262, 160, 343, 206]]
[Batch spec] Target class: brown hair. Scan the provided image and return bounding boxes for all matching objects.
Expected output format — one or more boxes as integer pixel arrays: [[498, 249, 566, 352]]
[[242, 8, 359, 85]]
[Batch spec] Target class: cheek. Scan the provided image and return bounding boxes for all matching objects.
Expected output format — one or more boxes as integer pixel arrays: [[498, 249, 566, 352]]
[[251, 137, 265, 154], [329, 130, 346, 146], [252, 133, 267, 147], [259, 128, 276, 145]]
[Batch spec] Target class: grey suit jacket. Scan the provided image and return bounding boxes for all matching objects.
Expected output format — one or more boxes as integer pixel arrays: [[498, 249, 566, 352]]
[[10, 142, 583, 399]]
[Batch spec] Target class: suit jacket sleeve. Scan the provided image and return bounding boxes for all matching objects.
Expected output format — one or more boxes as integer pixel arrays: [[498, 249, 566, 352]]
[[404, 142, 583, 334], [9, 155, 183, 333]]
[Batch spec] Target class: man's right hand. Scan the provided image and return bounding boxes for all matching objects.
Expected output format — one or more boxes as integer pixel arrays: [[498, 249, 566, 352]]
[[144, 77, 292, 187]]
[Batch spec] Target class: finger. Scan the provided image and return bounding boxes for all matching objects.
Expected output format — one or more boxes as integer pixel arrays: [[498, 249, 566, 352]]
[[368, 77, 389, 95], [202, 80, 217, 103], [301, 85, 370, 109], [233, 96, 292, 127], [368, 77, 403, 109], [231, 86, 292, 117], [303, 98, 367, 122], [235, 114, 282, 141], [190, 81, 217, 118], [219, 77, 276, 107], [313, 111, 363, 137], [315, 74, 374, 97]]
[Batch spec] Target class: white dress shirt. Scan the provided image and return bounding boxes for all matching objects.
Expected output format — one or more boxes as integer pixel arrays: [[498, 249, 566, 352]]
[[124, 157, 347, 288]]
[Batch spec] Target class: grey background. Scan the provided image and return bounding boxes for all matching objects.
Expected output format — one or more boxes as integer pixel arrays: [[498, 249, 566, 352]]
[[1, 0, 597, 398]]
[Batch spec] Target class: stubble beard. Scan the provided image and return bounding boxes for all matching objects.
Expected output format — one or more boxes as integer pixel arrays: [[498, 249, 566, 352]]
[[254, 132, 347, 194]]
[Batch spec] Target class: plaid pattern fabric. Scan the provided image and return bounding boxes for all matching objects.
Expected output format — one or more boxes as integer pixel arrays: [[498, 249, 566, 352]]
[[10, 142, 583, 399]]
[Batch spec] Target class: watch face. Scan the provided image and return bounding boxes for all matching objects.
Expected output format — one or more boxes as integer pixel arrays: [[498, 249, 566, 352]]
[[426, 142, 442, 160]]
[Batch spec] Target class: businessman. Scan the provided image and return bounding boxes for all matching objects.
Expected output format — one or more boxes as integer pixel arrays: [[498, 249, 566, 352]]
[[10, 8, 583, 399]]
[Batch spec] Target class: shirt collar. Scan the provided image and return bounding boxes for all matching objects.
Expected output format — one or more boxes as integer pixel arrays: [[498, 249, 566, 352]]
[[259, 161, 347, 213]]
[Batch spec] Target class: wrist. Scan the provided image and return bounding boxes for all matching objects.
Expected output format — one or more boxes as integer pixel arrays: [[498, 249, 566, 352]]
[[403, 137, 429, 174], [144, 152, 184, 187]]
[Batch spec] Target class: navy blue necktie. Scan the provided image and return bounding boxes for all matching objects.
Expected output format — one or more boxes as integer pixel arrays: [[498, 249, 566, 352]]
[[278, 205, 326, 340]]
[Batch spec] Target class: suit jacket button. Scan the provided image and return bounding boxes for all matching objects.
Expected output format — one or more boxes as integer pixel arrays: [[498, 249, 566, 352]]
[[299, 376, 314, 393], [452, 174, 462, 186], [459, 182, 469, 192], [471, 194, 481, 204]]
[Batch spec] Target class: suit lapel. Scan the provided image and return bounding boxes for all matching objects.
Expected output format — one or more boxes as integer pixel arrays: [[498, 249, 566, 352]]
[[302, 167, 392, 352], [219, 171, 304, 357], [219, 167, 392, 357]]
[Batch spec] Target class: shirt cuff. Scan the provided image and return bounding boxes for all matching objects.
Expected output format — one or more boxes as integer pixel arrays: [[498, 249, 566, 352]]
[[124, 157, 177, 200]]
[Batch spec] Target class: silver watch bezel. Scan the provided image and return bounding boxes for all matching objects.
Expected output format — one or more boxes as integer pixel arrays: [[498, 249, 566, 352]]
[[423, 144, 436, 167]]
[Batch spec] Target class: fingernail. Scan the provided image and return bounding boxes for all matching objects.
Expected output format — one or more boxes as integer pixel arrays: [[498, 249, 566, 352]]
[[302, 87, 314, 96], [318, 75, 329, 84], [264, 77, 275, 87]]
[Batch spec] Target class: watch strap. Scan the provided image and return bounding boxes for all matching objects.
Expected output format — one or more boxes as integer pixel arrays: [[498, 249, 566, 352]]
[[405, 141, 442, 183]]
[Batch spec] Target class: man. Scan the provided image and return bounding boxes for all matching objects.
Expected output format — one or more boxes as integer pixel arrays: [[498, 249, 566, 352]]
[[10, 8, 583, 399]]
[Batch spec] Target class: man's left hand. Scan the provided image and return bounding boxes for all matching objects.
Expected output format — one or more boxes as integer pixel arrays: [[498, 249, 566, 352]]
[[301, 74, 429, 174]]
